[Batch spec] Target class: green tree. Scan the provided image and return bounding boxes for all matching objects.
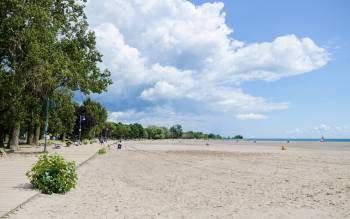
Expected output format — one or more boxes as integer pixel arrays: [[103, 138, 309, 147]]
[[130, 123, 144, 139], [145, 126, 169, 139], [74, 98, 108, 139], [169, 124, 183, 139], [233, 135, 243, 139], [48, 89, 77, 140], [0, 0, 111, 150]]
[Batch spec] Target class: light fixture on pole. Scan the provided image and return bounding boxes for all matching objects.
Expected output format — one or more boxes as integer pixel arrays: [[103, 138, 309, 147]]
[[79, 114, 85, 145]]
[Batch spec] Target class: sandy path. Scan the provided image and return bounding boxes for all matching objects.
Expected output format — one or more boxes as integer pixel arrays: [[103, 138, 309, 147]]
[[8, 141, 350, 219]]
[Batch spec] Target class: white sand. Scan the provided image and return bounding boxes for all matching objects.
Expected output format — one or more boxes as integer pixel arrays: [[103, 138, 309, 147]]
[[8, 140, 350, 218]]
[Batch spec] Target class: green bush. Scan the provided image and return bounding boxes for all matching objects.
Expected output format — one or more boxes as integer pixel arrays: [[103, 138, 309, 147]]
[[26, 154, 77, 194], [83, 139, 89, 145], [0, 148, 6, 157], [98, 148, 106, 155]]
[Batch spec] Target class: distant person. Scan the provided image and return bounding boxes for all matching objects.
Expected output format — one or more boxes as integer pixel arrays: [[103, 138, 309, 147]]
[[117, 140, 122, 150], [320, 135, 325, 142]]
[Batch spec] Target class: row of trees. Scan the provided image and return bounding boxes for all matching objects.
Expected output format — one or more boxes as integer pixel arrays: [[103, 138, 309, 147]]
[[0, 0, 111, 150], [101, 123, 227, 140]]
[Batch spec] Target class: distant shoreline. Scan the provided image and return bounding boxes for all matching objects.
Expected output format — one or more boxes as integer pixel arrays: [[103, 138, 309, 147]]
[[244, 138, 350, 143]]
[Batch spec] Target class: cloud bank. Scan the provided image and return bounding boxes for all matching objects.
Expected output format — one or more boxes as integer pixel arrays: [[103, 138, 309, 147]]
[[86, 0, 329, 132]]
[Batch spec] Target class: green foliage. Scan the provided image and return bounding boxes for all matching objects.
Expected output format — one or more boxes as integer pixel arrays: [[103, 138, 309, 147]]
[[182, 131, 208, 139], [145, 126, 169, 139], [129, 123, 144, 139], [74, 98, 108, 139], [98, 148, 106, 155], [101, 122, 225, 140], [48, 89, 77, 138], [233, 135, 244, 139], [169, 124, 183, 139], [107, 122, 143, 140], [0, 0, 111, 149], [83, 139, 89, 145], [26, 154, 77, 194], [208, 133, 222, 139]]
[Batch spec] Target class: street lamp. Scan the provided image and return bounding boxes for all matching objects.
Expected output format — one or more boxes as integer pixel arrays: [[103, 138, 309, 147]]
[[79, 114, 85, 145]]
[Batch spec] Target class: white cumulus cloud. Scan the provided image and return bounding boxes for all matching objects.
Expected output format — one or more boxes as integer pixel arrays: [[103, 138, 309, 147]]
[[86, 0, 329, 130]]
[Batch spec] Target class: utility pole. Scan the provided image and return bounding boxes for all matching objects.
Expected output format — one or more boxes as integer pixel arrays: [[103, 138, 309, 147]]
[[79, 115, 85, 144]]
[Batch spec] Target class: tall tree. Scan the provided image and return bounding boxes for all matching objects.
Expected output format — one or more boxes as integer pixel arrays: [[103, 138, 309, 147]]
[[48, 89, 77, 140], [0, 0, 112, 149], [74, 98, 108, 139], [170, 124, 183, 139]]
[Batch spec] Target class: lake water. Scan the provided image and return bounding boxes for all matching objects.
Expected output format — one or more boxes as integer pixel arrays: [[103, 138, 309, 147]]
[[246, 138, 350, 143]]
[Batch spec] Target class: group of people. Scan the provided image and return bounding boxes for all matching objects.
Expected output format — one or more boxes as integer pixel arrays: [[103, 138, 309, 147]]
[[98, 137, 108, 146]]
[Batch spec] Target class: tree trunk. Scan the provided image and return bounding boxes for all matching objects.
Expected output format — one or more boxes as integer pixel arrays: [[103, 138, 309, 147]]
[[7, 133, 10, 148], [27, 121, 34, 145], [9, 122, 20, 151], [33, 123, 41, 146], [62, 132, 66, 141], [0, 129, 4, 148]]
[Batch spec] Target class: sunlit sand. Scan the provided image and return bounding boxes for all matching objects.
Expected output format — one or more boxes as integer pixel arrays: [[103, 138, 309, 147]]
[[8, 140, 350, 218]]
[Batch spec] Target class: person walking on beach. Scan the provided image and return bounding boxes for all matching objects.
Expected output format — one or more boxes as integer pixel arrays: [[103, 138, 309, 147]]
[[99, 137, 104, 146]]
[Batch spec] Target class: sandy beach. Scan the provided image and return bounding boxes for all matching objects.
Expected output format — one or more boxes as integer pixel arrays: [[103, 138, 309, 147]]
[[7, 140, 350, 219]]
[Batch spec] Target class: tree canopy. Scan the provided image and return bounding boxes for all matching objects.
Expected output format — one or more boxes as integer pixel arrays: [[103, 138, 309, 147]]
[[0, 0, 111, 149]]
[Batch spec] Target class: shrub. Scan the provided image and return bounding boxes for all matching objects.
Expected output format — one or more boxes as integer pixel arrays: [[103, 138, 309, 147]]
[[26, 154, 77, 194], [98, 148, 106, 155], [83, 139, 89, 145], [0, 148, 6, 157]]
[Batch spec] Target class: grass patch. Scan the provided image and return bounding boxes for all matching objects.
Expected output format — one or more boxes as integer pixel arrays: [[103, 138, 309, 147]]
[[83, 139, 89, 145], [98, 148, 106, 155]]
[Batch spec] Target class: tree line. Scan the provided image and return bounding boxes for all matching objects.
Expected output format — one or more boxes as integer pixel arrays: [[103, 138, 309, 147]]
[[102, 123, 226, 140]]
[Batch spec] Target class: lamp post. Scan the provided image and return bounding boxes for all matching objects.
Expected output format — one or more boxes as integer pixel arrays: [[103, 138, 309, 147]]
[[79, 115, 85, 145]]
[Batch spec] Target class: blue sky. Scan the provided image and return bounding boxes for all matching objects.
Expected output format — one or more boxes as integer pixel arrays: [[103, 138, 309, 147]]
[[84, 0, 350, 138], [217, 0, 350, 138]]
